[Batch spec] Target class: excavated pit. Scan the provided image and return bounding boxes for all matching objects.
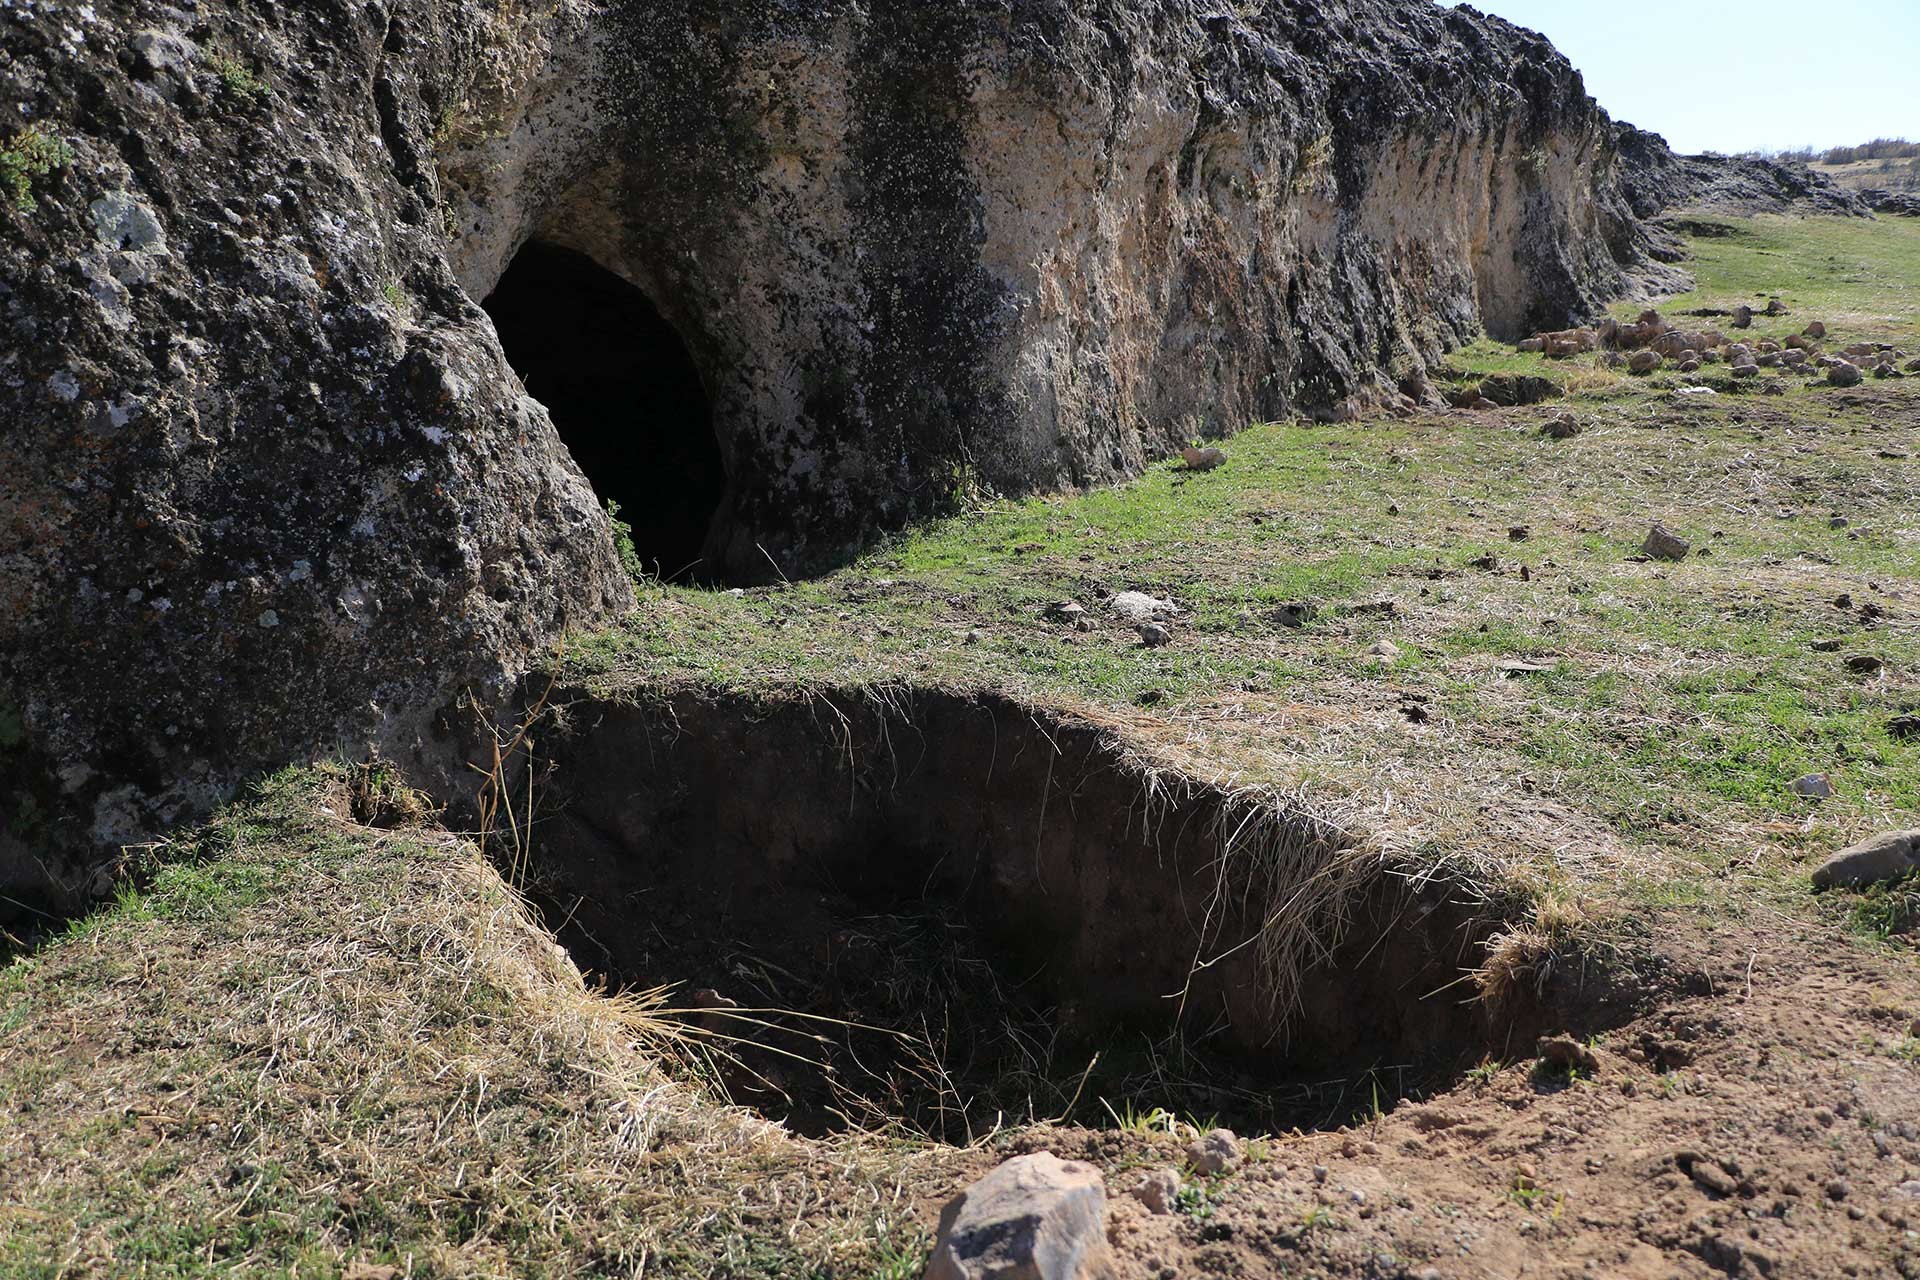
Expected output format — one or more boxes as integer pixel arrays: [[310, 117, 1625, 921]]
[[483, 242, 726, 581], [514, 686, 1602, 1139]]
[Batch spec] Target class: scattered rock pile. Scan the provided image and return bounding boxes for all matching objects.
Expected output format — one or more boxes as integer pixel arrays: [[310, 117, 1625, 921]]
[[1510, 308, 1909, 388]]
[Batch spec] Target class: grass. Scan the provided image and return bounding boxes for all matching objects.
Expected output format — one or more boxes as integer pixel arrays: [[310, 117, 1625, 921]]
[[0, 766, 972, 1277], [1633, 213, 1920, 342], [0, 125, 71, 211]]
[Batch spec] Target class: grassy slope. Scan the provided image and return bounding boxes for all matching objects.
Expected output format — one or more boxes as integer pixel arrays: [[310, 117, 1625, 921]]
[[0, 769, 946, 1278], [567, 213, 1920, 930]]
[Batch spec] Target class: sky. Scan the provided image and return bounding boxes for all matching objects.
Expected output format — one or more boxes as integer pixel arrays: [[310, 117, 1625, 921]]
[[1444, 1, 1920, 155]]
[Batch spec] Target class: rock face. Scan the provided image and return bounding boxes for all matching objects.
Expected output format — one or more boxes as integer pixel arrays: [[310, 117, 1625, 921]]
[[1614, 125, 1871, 220], [1812, 831, 1920, 890], [3, 0, 1674, 909]]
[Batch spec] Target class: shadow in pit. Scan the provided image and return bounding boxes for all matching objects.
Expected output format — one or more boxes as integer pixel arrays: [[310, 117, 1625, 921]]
[[497, 684, 1651, 1140]]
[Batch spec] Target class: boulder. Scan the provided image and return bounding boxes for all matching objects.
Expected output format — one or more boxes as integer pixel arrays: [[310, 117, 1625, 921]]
[[1811, 831, 1920, 890], [926, 1153, 1116, 1280]]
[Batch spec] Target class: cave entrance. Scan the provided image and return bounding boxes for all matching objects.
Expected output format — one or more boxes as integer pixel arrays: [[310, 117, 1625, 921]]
[[483, 241, 726, 582]]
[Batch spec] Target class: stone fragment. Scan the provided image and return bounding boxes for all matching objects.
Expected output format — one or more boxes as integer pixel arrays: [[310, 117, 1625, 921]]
[[926, 1153, 1115, 1280], [1271, 601, 1316, 629], [1108, 592, 1179, 624], [1131, 1168, 1181, 1215], [1477, 374, 1564, 406], [1185, 1129, 1242, 1176], [1641, 524, 1690, 561], [1686, 1159, 1739, 1197], [1811, 830, 1920, 889], [1537, 1035, 1600, 1075]]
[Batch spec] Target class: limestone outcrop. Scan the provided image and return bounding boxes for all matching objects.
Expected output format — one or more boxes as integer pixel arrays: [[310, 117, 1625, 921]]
[[3, 0, 1675, 911]]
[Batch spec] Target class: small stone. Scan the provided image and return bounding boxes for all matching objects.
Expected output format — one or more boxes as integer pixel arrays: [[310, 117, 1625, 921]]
[[1131, 1168, 1181, 1215], [1272, 601, 1316, 629], [926, 1154, 1113, 1280], [1137, 623, 1171, 648], [1185, 1129, 1242, 1177], [1108, 591, 1180, 625], [1536, 1035, 1600, 1074], [1641, 523, 1691, 561], [1686, 1159, 1739, 1197]]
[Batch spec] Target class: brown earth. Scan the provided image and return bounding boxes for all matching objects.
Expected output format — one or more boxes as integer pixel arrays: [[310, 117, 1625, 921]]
[[973, 918, 1920, 1279]]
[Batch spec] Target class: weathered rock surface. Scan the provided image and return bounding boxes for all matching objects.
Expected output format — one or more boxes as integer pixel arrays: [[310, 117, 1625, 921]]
[[1615, 125, 1872, 220], [926, 1153, 1115, 1280], [1860, 188, 1920, 218], [1812, 830, 1920, 890], [2, 0, 1679, 909]]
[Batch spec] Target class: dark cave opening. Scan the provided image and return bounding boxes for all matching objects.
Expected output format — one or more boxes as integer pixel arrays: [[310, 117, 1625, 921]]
[[483, 241, 726, 582]]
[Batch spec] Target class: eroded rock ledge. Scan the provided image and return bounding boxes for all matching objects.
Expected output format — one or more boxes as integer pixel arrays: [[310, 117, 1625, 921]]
[[3, 0, 1671, 909]]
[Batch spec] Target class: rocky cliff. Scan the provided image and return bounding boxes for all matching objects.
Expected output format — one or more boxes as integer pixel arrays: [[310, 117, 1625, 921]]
[[2, 0, 1672, 912]]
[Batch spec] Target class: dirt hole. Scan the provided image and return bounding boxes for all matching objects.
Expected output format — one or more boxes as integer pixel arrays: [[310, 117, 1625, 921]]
[[505, 686, 1575, 1142], [483, 241, 726, 582]]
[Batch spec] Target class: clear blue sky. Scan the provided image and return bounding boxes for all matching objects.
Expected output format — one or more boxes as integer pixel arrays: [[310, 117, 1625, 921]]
[[1445, 2, 1920, 155]]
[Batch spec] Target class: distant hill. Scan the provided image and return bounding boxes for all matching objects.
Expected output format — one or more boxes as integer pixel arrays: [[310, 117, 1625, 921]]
[[1741, 138, 1920, 193]]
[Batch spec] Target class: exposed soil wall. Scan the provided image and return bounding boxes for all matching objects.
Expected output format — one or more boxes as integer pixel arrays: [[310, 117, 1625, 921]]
[[520, 686, 1501, 1112]]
